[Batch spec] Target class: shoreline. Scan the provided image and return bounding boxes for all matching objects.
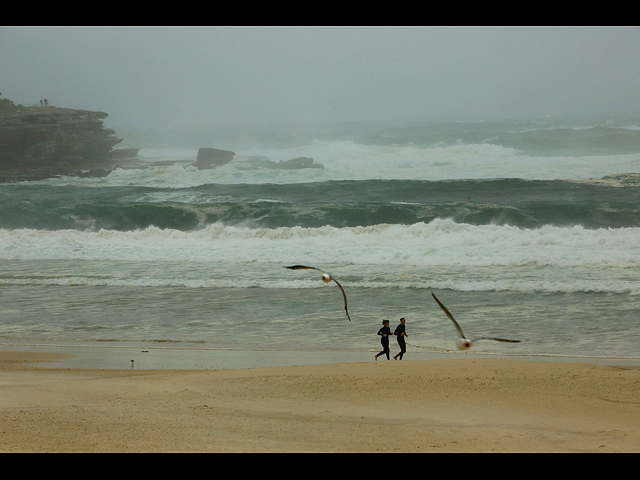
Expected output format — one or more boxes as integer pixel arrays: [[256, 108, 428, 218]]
[[2, 348, 640, 452], [3, 342, 640, 371]]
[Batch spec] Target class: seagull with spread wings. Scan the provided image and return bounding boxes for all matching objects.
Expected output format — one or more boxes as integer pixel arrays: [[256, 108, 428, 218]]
[[285, 265, 351, 321], [431, 291, 520, 350]]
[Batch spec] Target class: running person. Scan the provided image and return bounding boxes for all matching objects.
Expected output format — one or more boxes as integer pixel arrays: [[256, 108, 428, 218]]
[[375, 320, 392, 360], [393, 317, 407, 360]]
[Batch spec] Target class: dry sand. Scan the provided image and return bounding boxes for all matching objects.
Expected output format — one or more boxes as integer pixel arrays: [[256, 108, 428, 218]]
[[1, 350, 640, 452]]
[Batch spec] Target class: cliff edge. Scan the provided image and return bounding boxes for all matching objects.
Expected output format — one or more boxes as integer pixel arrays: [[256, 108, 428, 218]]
[[0, 104, 129, 181]]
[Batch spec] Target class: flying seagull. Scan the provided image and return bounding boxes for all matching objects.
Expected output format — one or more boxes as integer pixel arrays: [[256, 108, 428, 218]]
[[285, 265, 351, 321], [431, 291, 520, 350]]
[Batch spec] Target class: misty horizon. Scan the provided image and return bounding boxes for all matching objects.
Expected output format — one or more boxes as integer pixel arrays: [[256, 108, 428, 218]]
[[2, 26, 640, 133]]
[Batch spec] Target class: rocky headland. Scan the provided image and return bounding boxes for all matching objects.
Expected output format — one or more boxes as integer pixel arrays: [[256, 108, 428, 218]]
[[0, 104, 137, 182], [0, 99, 324, 181]]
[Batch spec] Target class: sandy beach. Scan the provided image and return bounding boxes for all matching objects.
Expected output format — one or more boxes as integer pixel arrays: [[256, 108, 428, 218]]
[[1, 350, 640, 452]]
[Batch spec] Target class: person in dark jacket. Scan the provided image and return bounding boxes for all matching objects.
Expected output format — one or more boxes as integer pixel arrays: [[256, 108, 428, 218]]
[[375, 320, 392, 360], [393, 318, 408, 360]]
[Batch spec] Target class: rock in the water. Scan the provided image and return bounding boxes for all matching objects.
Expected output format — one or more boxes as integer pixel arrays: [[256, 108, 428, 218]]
[[277, 156, 322, 169], [71, 168, 114, 178], [239, 156, 323, 170], [195, 147, 235, 169]]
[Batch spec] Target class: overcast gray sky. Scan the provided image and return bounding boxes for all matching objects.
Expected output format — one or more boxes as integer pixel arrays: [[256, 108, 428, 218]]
[[1, 26, 639, 130]]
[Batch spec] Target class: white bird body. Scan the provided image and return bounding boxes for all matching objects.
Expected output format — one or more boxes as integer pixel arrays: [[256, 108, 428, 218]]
[[285, 265, 351, 321], [455, 336, 473, 351], [431, 292, 520, 350]]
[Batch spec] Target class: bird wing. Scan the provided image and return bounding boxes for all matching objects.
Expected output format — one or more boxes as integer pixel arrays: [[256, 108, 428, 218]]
[[472, 337, 521, 343], [331, 278, 351, 321], [285, 265, 321, 272], [285, 265, 351, 321], [431, 292, 465, 339]]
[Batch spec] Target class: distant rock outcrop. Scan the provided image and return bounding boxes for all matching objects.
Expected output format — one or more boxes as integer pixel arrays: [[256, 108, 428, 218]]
[[241, 156, 323, 170], [277, 157, 323, 169], [194, 147, 235, 169], [0, 105, 128, 182]]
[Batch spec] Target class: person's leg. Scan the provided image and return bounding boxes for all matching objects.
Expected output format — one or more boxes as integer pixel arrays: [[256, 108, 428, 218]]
[[377, 337, 389, 360], [398, 337, 406, 360], [394, 337, 403, 360]]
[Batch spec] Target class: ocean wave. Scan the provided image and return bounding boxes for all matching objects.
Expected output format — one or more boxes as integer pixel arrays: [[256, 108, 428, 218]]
[[3, 177, 640, 231], [1, 219, 638, 269], [1, 273, 638, 295]]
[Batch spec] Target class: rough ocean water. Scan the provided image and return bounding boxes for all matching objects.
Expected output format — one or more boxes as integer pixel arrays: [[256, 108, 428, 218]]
[[1, 117, 640, 367]]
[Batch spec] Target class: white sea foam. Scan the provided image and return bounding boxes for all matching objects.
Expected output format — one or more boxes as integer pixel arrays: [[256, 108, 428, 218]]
[[2, 268, 636, 294], [1, 219, 638, 269], [31, 140, 640, 188]]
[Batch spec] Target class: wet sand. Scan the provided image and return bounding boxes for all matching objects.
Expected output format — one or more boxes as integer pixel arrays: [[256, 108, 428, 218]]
[[1, 349, 639, 452]]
